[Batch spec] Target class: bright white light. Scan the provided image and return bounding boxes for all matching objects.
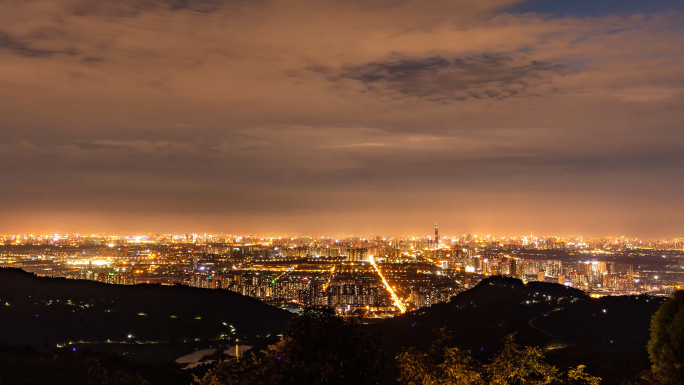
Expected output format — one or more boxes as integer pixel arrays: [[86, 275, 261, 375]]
[[68, 260, 109, 266]]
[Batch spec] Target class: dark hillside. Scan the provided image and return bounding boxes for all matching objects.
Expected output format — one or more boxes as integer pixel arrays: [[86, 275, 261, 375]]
[[537, 294, 663, 385], [0, 268, 292, 345], [0, 270, 668, 384], [377, 276, 664, 384], [0, 344, 192, 385]]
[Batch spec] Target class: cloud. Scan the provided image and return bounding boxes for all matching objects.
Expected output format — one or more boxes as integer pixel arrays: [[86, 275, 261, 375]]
[[610, 86, 683, 102], [73, 140, 192, 153], [509, 0, 684, 17], [59, 0, 228, 17], [0, 0, 683, 235], [336, 54, 569, 100], [0, 31, 75, 57], [333, 143, 392, 148]]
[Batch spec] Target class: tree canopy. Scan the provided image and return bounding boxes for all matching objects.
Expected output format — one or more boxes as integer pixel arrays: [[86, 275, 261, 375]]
[[194, 306, 384, 385], [396, 328, 482, 385], [397, 329, 600, 385], [647, 290, 684, 385], [196, 308, 601, 385]]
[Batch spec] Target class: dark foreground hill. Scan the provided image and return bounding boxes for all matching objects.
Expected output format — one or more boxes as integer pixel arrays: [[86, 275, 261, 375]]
[[0, 268, 292, 345], [377, 276, 666, 385], [0, 343, 193, 385], [0, 271, 668, 384]]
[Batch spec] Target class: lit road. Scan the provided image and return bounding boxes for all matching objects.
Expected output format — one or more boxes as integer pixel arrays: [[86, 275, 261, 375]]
[[272, 271, 288, 283], [528, 308, 561, 337], [369, 255, 406, 313], [322, 266, 336, 291]]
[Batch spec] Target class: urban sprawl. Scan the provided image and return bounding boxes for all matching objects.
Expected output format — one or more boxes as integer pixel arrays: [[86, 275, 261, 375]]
[[2, 226, 683, 317]]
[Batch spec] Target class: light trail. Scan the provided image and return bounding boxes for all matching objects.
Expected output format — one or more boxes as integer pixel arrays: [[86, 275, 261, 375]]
[[369, 255, 406, 313], [273, 271, 288, 283], [322, 266, 336, 291]]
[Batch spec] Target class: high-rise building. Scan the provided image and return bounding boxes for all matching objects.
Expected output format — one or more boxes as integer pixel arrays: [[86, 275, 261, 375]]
[[434, 223, 439, 245], [346, 248, 368, 262], [616, 264, 634, 275]]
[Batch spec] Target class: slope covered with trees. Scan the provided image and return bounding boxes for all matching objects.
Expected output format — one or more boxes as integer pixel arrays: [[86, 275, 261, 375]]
[[0, 271, 673, 384], [0, 268, 292, 345], [378, 276, 666, 385], [196, 308, 601, 385]]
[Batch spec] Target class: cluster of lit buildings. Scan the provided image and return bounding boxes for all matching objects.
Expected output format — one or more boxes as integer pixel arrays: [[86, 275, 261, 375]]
[[1, 229, 683, 316]]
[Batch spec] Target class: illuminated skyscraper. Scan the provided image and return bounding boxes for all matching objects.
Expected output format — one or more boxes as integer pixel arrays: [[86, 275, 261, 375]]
[[434, 223, 439, 245]]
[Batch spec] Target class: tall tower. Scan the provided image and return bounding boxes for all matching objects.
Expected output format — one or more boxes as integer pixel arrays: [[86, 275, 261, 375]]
[[434, 223, 439, 245]]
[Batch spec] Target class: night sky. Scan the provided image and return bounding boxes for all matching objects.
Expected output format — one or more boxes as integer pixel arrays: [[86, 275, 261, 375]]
[[1, 0, 683, 237]]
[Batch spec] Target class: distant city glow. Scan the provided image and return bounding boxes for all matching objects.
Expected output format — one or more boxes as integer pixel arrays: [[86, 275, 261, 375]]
[[1, 231, 681, 316]]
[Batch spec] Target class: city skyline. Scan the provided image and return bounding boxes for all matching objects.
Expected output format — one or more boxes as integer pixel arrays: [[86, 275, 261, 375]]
[[2, 230, 684, 242], [3, 229, 682, 317], [2, 1, 684, 236]]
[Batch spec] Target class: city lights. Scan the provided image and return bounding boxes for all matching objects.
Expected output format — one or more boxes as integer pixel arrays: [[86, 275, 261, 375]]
[[1, 231, 682, 317], [369, 255, 406, 313]]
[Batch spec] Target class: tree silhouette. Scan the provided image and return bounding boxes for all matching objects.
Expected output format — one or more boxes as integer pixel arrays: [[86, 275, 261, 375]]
[[88, 363, 108, 385], [116, 374, 149, 385], [397, 328, 482, 385], [485, 334, 558, 385], [197, 309, 601, 385], [192, 357, 265, 385], [195, 306, 384, 385], [88, 363, 149, 385], [397, 331, 600, 385], [647, 290, 684, 385]]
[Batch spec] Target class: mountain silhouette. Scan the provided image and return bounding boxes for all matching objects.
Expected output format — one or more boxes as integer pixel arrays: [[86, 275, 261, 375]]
[[0, 267, 292, 345], [377, 276, 665, 385]]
